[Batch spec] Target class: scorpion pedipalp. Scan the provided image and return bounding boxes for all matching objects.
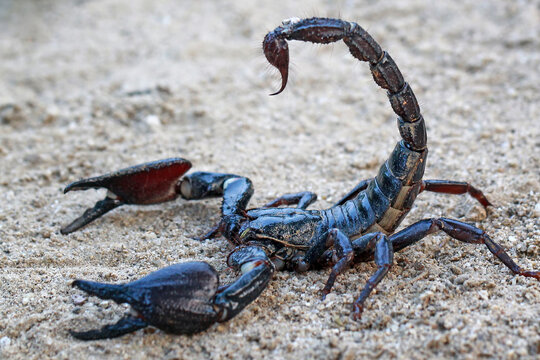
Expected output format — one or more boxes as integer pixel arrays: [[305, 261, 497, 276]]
[[61, 158, 191, 234], [71, 249, 275, 340], [71, 262, 221, 339]]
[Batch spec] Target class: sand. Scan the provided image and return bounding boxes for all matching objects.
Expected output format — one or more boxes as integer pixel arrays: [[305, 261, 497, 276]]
[[1, 0, 539, 359]]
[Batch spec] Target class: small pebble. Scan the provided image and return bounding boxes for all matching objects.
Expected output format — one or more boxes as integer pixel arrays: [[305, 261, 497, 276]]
[[0, 336, 11, 348], [72, 294, 87, 306], [22, 294, 34, 305], [144, 114, 161, 129]]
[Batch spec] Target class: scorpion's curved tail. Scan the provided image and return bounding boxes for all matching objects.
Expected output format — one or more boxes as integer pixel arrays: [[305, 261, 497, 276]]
[[264, 18, 429, 234], [263, 17, 426, 153]]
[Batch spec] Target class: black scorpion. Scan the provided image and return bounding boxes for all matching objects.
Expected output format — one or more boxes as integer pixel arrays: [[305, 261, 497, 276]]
[[62, 18, 539, 340]]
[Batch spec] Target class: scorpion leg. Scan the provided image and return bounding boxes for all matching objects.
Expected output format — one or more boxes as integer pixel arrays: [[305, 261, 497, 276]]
[[390, 218, 539, 280], [420, 180, 492, 208], [320, 229, 355, 299], [318, 231, 395, 319], [71, 248, 274, 340], [333, 178, 372, 206], [61, 158, 192, 234], [262, 191, 317, 209], [351, 233, 394, 319]]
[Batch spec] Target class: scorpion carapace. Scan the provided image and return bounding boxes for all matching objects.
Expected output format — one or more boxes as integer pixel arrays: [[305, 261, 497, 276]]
[[63, 17, 539, 340]]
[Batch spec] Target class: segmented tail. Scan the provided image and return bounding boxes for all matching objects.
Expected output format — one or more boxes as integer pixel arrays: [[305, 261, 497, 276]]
[[263, 17, 426, 152], [263, 18, 430, 234]]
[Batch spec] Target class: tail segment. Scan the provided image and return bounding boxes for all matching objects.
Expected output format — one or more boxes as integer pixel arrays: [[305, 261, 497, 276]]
[[263, 17, 426, 152]]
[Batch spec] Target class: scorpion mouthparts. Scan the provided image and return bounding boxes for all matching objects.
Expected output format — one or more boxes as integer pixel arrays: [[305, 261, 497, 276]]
[[263, 32, 289, 95]]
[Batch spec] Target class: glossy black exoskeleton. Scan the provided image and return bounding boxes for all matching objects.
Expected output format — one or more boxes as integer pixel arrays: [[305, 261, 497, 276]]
[[63, 17, 539, 339]]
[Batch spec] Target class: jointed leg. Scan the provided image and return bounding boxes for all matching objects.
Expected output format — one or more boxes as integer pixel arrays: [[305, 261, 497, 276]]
[[262, 177, 371, 210], [319, 229, 394, 320], [421, 180, 492, 208], [390, 218, 539, 280], [262, 191, 317, 209], [321, 229, 355, 299], [351, 233, 393, 319], [334, 179, 372, 207]]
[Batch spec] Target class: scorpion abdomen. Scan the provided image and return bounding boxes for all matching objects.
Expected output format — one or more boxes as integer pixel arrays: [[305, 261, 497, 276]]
[[323, 193, 376, 238], [326, 140, 428, 237]]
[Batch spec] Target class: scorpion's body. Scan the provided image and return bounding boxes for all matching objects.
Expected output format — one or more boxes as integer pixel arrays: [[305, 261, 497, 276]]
[[231, 138, 426, 268], [61, 18, 539, 340], [179, 18, 431, 270]]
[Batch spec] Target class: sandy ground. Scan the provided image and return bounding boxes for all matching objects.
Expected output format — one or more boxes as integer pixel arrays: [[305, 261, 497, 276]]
[[1, 0, 539, 359]]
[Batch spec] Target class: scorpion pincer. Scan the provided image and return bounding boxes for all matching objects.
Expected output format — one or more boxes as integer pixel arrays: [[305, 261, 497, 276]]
[[62, 17, 539, 340]]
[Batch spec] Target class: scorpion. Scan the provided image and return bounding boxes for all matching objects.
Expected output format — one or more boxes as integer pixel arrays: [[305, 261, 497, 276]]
[[62, 18, 540, 340]]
